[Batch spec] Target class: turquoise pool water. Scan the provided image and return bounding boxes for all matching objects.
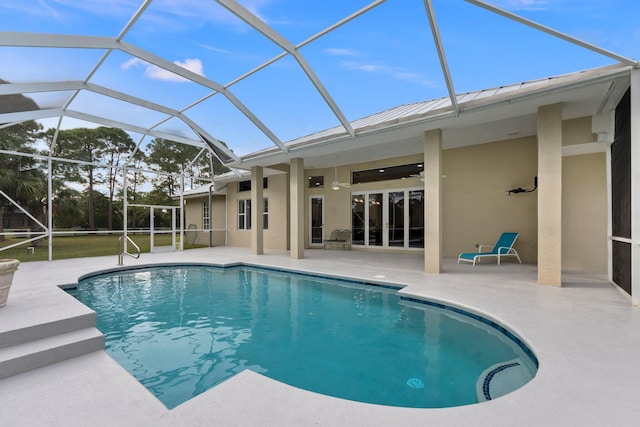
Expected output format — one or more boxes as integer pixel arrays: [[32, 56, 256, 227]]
[[69, 265, 537, 409]]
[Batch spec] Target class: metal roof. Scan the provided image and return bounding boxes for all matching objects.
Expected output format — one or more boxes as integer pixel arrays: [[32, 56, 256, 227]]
[[236, 62, 631, 167]]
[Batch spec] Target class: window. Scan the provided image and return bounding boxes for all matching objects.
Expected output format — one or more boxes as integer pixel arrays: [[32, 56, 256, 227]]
[[238, 177, 269, 192], [352, 163, 423, 184], [308, 175, 324, 188], [203, 201, 210, 230], [238, 198, 269, 230], [263, 198, 269, 229], [238, 199, 251, 230]]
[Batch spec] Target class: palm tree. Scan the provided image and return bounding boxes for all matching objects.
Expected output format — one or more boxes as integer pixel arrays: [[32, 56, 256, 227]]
[[0, 121, 46, 242]]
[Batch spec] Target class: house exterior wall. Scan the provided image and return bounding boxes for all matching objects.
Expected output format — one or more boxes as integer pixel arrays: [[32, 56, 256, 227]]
[[562, 152, 607, 271], [561, 116, 607, 272], [442, 136, 539, 263], [210, 116, 606, 272], [183, 195, 226, 246], [225, 173, 289, 250]]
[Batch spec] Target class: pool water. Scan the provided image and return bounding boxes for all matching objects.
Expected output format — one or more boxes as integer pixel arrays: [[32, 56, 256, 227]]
[[69, 265, 537, 409]]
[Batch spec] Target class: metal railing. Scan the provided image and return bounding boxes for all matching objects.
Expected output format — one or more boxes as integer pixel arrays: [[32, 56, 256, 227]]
[[118, 235, 141, 266]]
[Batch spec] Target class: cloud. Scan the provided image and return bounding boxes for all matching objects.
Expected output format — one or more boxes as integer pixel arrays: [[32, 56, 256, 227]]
[[491, 0, 552, 11], [197, 44, 233, 55], [340, 60, 440, 88], [139, 0, 276, 33], [121, 57, 205, 82], [323, 48, 357, 57]]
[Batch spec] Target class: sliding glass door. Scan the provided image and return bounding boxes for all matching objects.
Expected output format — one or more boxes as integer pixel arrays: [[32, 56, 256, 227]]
[[388, 191, 405, 247], [351, 188, 424, 249]]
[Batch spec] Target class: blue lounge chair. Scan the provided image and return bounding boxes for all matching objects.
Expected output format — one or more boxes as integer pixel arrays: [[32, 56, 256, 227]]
[[458, 232, 522, 266]]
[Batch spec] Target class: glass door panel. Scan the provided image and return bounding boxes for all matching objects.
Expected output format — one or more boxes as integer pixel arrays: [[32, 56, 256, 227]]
[[388, 191, 405, 247], [351, 194, 365, 246], [409, 190, 424, 248], [351, 188, 423, 249], [310, 196, 324, 245], [368, 193, 383, 246]]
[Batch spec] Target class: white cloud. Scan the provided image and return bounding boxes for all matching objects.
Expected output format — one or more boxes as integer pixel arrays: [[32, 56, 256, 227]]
[[340, 60, 440, 88], [492, 0, 551, 11], [121, 57, 205, 82], [324, 48, 357, 56], [197, 43, 233, 55]]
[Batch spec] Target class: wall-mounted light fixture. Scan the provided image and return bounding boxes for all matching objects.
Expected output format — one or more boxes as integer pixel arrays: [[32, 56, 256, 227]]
[[507, 176, 537, 196]]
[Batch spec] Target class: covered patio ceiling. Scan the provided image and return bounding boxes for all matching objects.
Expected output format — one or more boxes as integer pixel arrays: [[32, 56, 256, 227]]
[[1, 0, 638, 173]]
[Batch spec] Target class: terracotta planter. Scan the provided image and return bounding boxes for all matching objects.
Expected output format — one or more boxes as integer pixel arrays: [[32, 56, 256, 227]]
[[0, 259, 20, 307]]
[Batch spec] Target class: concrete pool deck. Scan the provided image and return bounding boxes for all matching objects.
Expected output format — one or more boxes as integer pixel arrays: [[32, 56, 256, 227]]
[[0, 247, 638, 426]]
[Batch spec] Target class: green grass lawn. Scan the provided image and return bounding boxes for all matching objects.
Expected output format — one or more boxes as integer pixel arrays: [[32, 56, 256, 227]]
[[0, 234, 206, 262]]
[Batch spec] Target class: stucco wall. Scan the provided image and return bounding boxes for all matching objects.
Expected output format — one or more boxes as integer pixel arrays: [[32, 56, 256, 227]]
[[225, 173, 289, 250], [563, 116, 596, 146], [183, 195, 227, 246], [562, 152, 607, 271], [442, 137, 539, 262]]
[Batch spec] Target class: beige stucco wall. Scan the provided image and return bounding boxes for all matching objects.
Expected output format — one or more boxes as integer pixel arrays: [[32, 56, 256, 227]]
[[225, 173, 289, 250], [183, 195, 226, 246], [563, 117, 596, 146], [442, 137, 539, 262], [562, 152, 607, 271]]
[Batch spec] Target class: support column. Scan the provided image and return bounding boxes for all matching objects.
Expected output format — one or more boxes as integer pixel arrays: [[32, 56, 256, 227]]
[[290, 158, 305, 259], [537, 103, 563, 286], [631, 69, 640, 305], [424, 129, 443, 273], [251, 166, 264, 255]]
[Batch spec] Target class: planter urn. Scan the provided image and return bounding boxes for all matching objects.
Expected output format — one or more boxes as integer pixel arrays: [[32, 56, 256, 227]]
[[0, 259, 20, 307]]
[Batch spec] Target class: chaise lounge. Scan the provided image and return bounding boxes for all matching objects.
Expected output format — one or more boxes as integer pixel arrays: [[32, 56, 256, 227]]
[[458, 232, 522, 266]]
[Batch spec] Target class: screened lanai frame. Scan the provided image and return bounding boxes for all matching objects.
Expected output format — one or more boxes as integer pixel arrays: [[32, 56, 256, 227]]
[[1, 0, 638, 261]]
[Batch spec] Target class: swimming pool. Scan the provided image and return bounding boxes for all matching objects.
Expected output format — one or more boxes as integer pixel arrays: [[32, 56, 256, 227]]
[[69, 264, 537, 409]]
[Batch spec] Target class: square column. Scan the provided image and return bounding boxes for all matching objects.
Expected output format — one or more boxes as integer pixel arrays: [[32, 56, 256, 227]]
[[290, 158, 305, 259], [251, 166, 263, 255], [631, 69, 640, 305], [537, 103, 563, 286], [424, 129, 443, 273]]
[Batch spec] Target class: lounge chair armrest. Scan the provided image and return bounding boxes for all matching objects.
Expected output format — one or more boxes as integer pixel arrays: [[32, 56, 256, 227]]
[[478, 244, 493, 252]]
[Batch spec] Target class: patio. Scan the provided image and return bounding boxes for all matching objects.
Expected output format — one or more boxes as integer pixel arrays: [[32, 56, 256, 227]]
[[0, 247, 638, 426]]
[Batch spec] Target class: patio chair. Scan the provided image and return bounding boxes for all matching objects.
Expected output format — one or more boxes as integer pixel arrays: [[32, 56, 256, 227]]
[[458, 232, 522, 266], [323, 229, 352, 250]]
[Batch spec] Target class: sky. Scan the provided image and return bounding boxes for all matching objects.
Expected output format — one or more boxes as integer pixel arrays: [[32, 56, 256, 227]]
[[1, 0, 639, 158]]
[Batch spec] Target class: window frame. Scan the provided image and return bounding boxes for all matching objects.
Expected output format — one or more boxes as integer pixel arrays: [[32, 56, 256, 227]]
[[237, 198, 269, 230], [203, 201, 210, 230]]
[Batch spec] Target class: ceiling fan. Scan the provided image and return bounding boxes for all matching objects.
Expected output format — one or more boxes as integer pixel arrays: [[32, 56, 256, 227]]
[[410, 171, 425, 181], [332, 161, 350, 190]]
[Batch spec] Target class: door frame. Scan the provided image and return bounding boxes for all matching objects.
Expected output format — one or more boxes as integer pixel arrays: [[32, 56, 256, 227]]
[[309, 195, 325, 247], [351, 187, 423, 250]]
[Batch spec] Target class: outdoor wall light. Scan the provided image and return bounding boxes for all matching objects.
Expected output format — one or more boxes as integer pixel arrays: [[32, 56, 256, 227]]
[[507, 176, 537, 196]]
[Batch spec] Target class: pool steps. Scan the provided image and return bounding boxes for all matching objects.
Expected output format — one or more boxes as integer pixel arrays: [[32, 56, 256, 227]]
[[475, 359, 534, 402], [0, 313, 104, 380]]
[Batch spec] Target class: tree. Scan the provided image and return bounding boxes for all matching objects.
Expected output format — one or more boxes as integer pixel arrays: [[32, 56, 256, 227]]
[[51, 128, 106, 230], [147, 138, 228, 197], [96, 127, 136, 230], [124, 149, 148, 229], [51, 184, 83, 229], [0, 120, 46, 242]]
